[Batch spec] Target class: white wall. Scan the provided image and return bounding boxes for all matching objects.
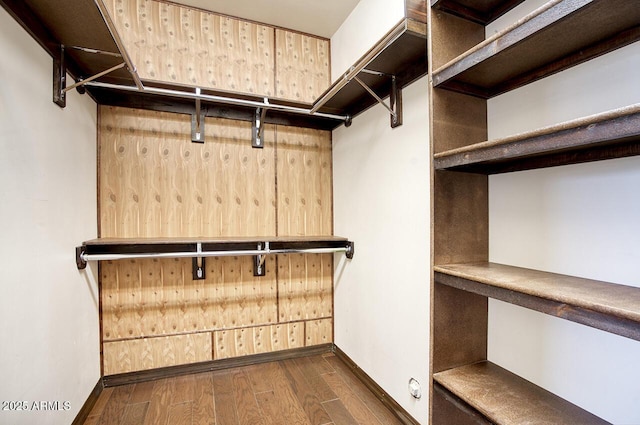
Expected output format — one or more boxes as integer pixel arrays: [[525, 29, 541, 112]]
[[487, 2, 640, 423], [0, 7, 100, 425], [330, 0, 405, 81], [333, 75, 430, 424]]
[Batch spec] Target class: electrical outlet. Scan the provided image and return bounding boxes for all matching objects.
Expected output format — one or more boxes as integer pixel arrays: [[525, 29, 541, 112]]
[[408, 378, 421, 399]]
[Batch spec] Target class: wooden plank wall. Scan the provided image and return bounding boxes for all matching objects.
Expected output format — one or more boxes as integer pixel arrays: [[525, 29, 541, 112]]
[[99, 106, 334, 375], [104, 0, 330, 102]]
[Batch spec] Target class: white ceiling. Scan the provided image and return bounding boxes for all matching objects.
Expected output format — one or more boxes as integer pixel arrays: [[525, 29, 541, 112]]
[[171, 0, 361, 38]]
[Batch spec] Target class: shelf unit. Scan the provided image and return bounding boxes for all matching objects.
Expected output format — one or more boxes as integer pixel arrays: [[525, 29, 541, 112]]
[[429, 0, 640, 424]]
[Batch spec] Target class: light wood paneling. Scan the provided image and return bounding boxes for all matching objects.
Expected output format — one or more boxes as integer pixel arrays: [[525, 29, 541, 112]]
[[275, 126, 333, 326], [305, 318, 333, 346], [101, 257, 278, 340], [104, 0, 275, 96], [277, 253, 333, 322], [103, 333, 212, 375], [275, 29, 330, 103], [213, 323, 304, 359], [99, 106, 276, 238], [276, 126, 332, 236], [98, 106, 334, 373]]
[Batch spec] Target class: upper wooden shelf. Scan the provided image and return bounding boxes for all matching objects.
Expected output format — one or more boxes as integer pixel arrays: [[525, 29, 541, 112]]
[[434, 361, 610, 424], [434, 104, 640, 174], [313, 18, 428, 120], [432, 0, 640, 98], [2, 1, 427, 130], [434, 262, 640, 342], [431, 0, 525, 25]]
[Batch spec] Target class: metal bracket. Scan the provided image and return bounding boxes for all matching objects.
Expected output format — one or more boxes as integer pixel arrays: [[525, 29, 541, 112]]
[[252, 105, 267, 148], [253, 242, 268, 276], [192, 242, 206, 280], [389, 75, 403, 128], [192, 88, 205, 143], [345, 241, 355, 259], [53, 45, 66, 108], [352, 71, 403, 128], [76, 246, 87, 269]]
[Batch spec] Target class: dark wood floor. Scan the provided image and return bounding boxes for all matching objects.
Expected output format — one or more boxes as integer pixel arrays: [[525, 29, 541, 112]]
[[83, 352, 405, 425]]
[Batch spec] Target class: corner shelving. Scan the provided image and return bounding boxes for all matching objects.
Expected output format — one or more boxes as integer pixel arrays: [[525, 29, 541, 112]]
[[434, 362, 611, 425], [429, 0, 640, 423], [433, 0, 640, 98], [312, 18, 427, 121]]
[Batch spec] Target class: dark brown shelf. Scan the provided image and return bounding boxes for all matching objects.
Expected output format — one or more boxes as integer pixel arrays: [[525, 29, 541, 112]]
[[432, 0, 640, 98], [313, 19, 428, 120], [81, 235, 352, 255], [431, 0, 525, 25], [0, 0, 132, 86], [77, 235, 354, 272], [435, 262, 640, 342], [434, 104, 640, 174], [434, 361, 611, 425]]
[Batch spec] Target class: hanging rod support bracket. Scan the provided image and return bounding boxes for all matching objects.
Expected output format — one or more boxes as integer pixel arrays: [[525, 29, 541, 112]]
[[345, 241, 355, 259], [53, 45, 66, 108], [192, 88, 205, 143], [254, 242, 268, 276], [76, 246, 87, 270], [252, 103, 268, 148], [390, 75, 403, 128], [352, 75, 402, 128], [192, 242, 206, 279]]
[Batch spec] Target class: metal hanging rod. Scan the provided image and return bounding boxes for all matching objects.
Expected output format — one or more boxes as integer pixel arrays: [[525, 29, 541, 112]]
[[94, 0, 144, 90], [79, 246, 351, 263], [84, 81, 349, 122]]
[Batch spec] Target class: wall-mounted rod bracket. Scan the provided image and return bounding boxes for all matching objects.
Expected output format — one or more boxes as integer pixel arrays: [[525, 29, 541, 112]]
[[53, 44, 66, 108], [192, 242, 206, 280], [252, 101, 268, 148], [191, 88, 205, 143], [76, 246, 87, 270], [353, 74, 403, 128], [345, 241, 355, 259], [253, 242, 268, 276]]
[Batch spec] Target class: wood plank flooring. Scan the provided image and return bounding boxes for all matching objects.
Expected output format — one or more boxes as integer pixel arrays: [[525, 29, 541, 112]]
[[83, 353, 405, 425]]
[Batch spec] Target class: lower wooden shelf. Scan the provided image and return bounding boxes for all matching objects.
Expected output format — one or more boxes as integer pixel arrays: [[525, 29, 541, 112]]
[[433, 361, 610, 424], [434, 262, 640, 341], [76, 235, 354, 272]]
